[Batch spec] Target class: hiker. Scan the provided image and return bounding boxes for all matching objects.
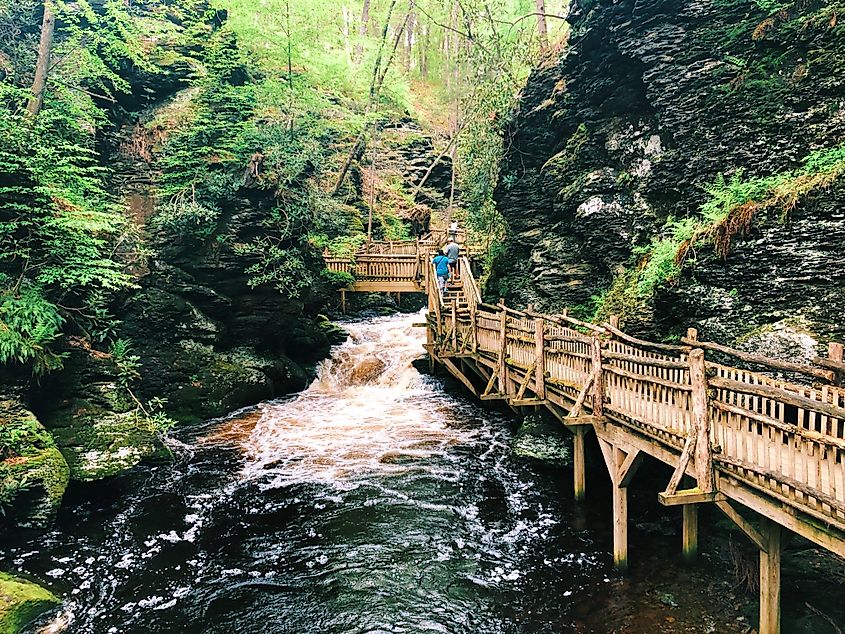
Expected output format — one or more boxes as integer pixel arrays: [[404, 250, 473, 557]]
[[444, 237, 460, 280], [448, 219, 458, 242], [432, 251, 450, 294]]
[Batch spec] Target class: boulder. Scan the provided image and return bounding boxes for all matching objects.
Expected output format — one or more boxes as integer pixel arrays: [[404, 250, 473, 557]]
[[0, 400, 69, 528], [0, 573, 60, 634]]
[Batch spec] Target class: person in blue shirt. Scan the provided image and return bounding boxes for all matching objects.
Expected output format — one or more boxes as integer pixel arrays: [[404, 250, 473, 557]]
[[432, 252, 450, 294]]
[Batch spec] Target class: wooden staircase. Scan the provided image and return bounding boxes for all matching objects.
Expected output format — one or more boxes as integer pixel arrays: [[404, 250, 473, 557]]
[[441, 276, 471, 318]]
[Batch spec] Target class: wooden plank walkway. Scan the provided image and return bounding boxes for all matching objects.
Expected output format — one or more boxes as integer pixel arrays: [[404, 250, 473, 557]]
[[327, 241, 845, 634]]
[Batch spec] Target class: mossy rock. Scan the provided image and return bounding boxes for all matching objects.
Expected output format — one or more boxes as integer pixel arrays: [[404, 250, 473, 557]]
[[513, 414, 572, 467], [0, 400, 70, 528], [317, 317, 349, 346], [48, 408, 168, 482], [0, 573, 60, 634]]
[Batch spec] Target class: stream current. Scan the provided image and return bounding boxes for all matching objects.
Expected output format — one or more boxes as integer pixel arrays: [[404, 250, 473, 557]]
[[3, 313, 739, 633]]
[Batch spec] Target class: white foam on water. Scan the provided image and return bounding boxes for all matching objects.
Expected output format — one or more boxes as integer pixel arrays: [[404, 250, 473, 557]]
[[239, 311, 479, 488]]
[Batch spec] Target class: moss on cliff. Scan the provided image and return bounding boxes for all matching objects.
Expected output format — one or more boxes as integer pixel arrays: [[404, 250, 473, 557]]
[[0, 573, 60, 634], [596, 143, 845, 326], [0, 400, 69, 527]]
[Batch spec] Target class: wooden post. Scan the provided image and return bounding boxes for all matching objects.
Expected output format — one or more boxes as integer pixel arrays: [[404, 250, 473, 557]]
[[759, 520, 782, 634], [470, 304, 478, 353], [498, 299, 508, 394], [534, 316, 546, 399], [427, 315, 435, 372], [451, 299, 457, 351], [682, 505, 698, 563], [689, 346, 714, 492], [340, 289, 347, 315], [573, 427, 586, 501], [612, 445, 628, 572], [830, 342, 843, 385], [591, 336, 604, 417]]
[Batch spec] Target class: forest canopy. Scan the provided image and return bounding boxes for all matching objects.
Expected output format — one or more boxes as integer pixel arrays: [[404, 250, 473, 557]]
[[0, 0, 570, 374]]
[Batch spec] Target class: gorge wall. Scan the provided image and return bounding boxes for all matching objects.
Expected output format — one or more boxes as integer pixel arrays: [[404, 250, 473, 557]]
[[489, 0, 844, 359]]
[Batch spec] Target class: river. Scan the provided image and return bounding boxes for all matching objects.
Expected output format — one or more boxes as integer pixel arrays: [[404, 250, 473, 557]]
[[3, 313, 749, 633]]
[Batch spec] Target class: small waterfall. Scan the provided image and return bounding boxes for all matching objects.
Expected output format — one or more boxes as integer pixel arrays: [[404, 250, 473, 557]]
[[240, 311, 476, 487]]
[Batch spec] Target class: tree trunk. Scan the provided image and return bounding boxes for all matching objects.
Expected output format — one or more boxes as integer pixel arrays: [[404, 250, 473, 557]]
[[285, 0, 294, 132], [354, 0, 371, 63], [535, 0, 549, 53], [333, 0, 399, 196], [27, 0, 56, 117], [342, 5, 353, 64]]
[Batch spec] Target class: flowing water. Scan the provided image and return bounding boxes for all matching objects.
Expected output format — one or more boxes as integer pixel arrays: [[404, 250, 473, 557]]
[[2, 313, 747, 634]]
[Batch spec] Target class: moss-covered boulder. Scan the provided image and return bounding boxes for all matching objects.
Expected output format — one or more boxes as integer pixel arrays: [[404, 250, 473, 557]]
[[0, 400, 70, 528], [0, 573, 60, 634], [48, 408, 169, 481], [512, 414, 571, 467]]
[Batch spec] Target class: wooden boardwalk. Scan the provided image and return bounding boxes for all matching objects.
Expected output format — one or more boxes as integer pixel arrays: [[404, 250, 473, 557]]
[[326, 241, 845, 634]]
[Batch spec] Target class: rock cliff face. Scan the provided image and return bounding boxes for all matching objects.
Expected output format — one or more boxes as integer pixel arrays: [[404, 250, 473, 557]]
[[489, 0, 844, 356]]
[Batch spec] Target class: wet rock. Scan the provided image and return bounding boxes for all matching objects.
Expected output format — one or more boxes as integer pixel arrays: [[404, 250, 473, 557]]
[[0, 400, 69, 528], [31, 350, 170, 482], [318, 316, 350, 347], [490, 0, 845, 346], [0, 572, 60, 634], [350, 358, 387, 384], [512, 414, 571, 467]]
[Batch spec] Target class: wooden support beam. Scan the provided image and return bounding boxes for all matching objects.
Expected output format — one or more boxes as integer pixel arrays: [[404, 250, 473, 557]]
[[510, 398, 547, 407], [617, 449, 643, 488], [481, 366, 499, 398], [564, 415, 603, 427], [665, 435, 696, 496], [591, 336, 604, 417], [658, 489, 725, 506], [514, 361, 537, 401], [568, 376, 594, 419], [612, 445, 628, 572], [718, 476, 845, 558], [441, 358, 478, 397], [682, 505, 698, 563], [597, 438, 632, 572], [715, 499, 767, 552], [573, 427, 586, 502], [534, 316, 546, 399], [759, 520, 782, 634]]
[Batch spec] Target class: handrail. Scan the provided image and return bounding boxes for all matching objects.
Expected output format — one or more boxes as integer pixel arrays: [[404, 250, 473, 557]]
[[428, 268, 845, 540]]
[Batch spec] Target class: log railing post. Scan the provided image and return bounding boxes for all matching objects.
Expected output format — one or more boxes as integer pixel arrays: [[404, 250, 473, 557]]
[[688, 327, 714, 493], [470, 304, 478, 354], [498, 299, 508, 394], [591, 336, 604, 417], [451, 299, 457, 351], [534, 315, 546, 399], [573, 427, 586, 502]]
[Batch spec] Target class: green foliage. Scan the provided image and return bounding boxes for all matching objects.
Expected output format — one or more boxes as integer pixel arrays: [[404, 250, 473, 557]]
[[603, 143, 845, 322], [320, 269, 355, 289], [0, 280, 64, 372], [109, 338, 141, 388], [0, 413, 53, 461]]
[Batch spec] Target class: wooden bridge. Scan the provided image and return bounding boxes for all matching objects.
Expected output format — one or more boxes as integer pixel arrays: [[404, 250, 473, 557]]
[[326, 240, 845, 634]]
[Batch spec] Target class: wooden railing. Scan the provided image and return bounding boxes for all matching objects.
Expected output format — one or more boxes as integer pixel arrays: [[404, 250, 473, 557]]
[[426, 267, 845, 546]]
